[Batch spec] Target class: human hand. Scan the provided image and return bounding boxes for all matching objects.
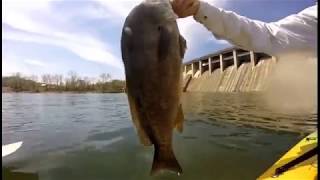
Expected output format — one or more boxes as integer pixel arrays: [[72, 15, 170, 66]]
[[171, 0, 200, 18]]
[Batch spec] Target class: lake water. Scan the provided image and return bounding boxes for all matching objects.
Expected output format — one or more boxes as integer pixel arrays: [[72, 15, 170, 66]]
[[2, 93, 317, 180]]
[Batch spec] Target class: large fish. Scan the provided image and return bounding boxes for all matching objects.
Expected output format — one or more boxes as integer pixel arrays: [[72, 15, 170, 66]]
[[120, 0, 186, 175]]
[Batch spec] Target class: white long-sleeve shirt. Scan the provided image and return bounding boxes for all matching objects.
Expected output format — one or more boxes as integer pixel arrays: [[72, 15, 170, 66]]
[[193, 1, 317, 58]]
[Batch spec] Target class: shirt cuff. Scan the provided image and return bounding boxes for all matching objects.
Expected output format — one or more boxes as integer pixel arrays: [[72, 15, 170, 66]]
[[193, 1, 224, 39], [193, 1, 215, 24]]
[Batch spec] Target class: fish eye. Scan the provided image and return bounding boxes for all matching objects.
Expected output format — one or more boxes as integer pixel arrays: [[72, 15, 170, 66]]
[[124, 27, 132, 36], [158, 26, 161, 31]]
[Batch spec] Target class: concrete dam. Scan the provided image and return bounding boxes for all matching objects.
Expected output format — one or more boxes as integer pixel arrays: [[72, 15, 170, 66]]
[[181, 47, 317, 134], [182, 47, 277, 92]]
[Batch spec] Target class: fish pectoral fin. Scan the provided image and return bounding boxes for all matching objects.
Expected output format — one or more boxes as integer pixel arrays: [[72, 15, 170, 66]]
[[127, 91, 152, 146], [175, 104, 184, 133], [179, 35, 187, 59]]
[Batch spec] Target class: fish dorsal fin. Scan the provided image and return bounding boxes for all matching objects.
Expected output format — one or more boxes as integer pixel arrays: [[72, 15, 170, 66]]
[[126, 87, 152, 146], [175, 104, 184, 133]]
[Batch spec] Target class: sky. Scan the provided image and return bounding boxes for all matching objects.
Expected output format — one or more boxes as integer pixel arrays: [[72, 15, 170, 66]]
[[2, 0, 316, 80]]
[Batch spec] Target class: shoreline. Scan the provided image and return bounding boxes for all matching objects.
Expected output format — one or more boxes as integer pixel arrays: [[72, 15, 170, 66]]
[[2, 91, 125, 94]]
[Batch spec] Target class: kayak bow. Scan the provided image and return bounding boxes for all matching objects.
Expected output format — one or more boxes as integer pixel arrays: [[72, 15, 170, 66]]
[[2, 141, 23, 157]]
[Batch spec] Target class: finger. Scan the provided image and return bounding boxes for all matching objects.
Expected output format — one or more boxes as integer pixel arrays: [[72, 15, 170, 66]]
[[173, 0, 198, 18], [172, 3, 181, 16], [182, 0, 195, 9], [181, 1, 199, 17], [172, 0, 182, 11], [189, 1, 200, 14], [176, 0, 184, 7]]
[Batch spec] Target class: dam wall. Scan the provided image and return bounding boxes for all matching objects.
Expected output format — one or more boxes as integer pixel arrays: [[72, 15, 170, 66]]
[[182, 47, 277, 92]]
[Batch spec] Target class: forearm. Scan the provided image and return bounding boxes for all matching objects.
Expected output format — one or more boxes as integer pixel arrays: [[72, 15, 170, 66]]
[[193, 1, 317, 56], [193, 1, 275, 54]]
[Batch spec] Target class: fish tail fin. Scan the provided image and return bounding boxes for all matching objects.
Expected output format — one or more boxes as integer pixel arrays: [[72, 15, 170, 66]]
[[150, 145, 182, 176]]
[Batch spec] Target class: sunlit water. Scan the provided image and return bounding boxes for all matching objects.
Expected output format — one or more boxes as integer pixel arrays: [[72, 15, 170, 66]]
[[2, 93, 317, 180]]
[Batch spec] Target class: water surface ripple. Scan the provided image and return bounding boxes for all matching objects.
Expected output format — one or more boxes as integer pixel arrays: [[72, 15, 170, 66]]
[[2, 93, 316, 180]]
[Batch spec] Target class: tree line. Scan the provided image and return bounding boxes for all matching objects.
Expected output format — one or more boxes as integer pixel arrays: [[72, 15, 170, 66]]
[[2, 71, 125, 93]]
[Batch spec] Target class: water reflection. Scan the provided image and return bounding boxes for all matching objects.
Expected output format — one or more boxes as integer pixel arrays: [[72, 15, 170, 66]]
[[182, 92, 317, 134], [3, 167, 39, 180]]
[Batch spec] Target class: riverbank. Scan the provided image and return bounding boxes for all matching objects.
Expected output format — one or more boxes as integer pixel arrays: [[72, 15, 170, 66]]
[[2, 90, 125, 94], [2, 76, 126, 93]]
